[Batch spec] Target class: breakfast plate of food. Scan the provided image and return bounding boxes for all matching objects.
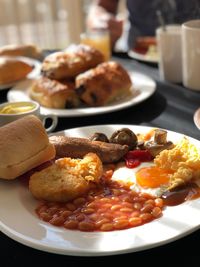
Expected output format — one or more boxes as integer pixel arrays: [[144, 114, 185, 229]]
[[0, 57, 41, 90], [7, 71, 156, 117], [0, 120, 199, 256], [128, 37, 159, 64]]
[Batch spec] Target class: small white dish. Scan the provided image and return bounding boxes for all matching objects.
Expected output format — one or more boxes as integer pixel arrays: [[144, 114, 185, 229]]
[[0, 101, 57, 132]]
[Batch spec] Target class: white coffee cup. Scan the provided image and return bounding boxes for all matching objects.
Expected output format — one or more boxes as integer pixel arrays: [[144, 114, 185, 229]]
[[156, 25, 182, 83], [0, 101, 58, 132], [182, 20, 200, 90]]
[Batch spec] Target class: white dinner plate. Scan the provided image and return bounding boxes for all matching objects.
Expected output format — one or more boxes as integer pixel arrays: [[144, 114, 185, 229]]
[[0, 124, 200, 256], [128, 50, 159, 64], [0, 57, 41, 90], [7, 72, 156, 117]]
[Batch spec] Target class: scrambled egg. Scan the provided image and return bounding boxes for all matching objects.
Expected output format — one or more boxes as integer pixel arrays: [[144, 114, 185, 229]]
[[154, 137, 200, 189]]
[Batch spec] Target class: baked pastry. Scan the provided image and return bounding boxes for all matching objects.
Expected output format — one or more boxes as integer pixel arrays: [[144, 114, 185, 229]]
[[0, 44, 42, 59], [29, 77, 80, 109], [75, 61, 132, 106], [0, 57, 33, 84], [29, 153, 103, 202], [0, 115, 55, 180], [41, 44, 104, 80]]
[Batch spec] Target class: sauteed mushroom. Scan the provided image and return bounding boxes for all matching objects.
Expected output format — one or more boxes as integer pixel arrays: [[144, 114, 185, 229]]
[[145, 141, 174, 157], [109, 128, 138, 149], [154, 129, 167, 144], [145, 129, 174, 157], [89, 132, 109, 142]]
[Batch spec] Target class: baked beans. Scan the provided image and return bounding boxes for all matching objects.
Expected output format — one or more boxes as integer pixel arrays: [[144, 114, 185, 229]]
[[36, 171, 164, 232]]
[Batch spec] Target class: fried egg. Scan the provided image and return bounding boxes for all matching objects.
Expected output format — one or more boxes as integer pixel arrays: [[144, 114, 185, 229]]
[[112, 162, 173, 197]]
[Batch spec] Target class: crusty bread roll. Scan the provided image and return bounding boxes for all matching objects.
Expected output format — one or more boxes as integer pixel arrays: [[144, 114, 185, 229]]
[[0, 57, 33, 84], [0, 44, 42, 59], [0, 115, 55, 180]]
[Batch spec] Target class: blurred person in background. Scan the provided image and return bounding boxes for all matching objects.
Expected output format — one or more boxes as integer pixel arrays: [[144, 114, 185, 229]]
[[86, 0, 200, 50]]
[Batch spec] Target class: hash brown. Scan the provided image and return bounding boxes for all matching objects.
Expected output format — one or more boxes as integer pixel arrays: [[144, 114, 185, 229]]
[[29, 153, 103, 202]]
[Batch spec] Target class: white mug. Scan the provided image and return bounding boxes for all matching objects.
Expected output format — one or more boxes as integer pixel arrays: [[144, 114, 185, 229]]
[[0, 101, 58, 133], [156, 25, 182, 83], [182, 20, 200, 90]]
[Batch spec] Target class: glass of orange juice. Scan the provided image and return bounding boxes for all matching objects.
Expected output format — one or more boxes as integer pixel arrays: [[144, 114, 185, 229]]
[[80, 29, 111, 61]]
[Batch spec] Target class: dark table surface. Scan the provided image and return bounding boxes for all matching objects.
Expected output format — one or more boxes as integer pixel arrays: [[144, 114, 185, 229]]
[[0, 53, 200, 266]]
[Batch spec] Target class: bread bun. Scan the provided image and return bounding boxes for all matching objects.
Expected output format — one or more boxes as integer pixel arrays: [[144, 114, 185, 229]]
[[0, 57, 33, 84], [0, 115, 55, 180], [0, 44, 42, 59]]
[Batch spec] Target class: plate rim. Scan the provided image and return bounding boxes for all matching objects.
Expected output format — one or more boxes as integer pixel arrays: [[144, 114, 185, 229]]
[[1, 220, 199, 257], [7, 71, 156, 117], [0, 124, 200, 256]]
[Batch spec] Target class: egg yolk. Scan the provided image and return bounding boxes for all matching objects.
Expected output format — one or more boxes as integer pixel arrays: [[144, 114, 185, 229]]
[[136, 166, 173, 188]]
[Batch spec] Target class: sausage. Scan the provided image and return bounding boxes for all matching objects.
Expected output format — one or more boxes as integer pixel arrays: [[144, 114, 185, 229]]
[[49, 136, 129, 163]]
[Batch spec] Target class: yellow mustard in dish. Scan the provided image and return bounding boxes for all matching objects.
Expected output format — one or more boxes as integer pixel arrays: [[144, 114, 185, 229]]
[[0, 102, 36, 114]]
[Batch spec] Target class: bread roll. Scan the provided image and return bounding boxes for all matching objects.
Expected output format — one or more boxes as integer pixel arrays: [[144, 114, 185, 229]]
[[0, 57, 33, 84], [0, 115, 55, 180], [0, 44, 42, 59]]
